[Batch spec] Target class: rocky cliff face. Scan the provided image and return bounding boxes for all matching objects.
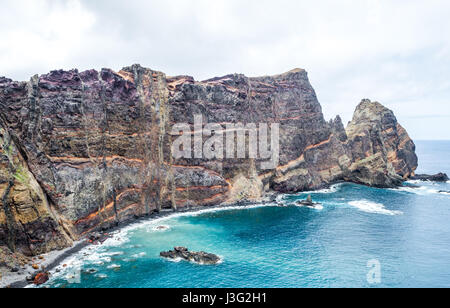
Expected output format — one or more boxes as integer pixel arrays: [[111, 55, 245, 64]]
[[0, 66, 417, 256], [346, 99, 418, 187]]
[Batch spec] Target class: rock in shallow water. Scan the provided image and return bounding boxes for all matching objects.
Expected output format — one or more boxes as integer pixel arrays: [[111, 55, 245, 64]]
[[33, 272, 49, 285], [411, 173, 449, 182], [160, 247, 221, 265], [296, 195, 322, 208]]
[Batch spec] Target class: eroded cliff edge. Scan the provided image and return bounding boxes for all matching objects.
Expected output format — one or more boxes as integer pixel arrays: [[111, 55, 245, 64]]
[[0, 66, 417, 256]]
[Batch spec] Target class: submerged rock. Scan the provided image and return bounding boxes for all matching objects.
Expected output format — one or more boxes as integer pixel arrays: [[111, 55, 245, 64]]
[[411, 173, 449, 182], [160, 247, 221, 265], [153, 225, 170, 231]]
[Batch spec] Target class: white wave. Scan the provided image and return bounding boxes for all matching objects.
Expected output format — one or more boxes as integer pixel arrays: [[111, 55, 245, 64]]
[[81, 250, 113, 264], [101, 235, 130, 247], [390, 186, 439, 195], [165, 257, 183, 263], [104, 251, 124, 257], [294, 203, 324, 211], [348, 200, 402, 216], [298, 184, 342, 195], [107, 264, 121, 269], [162, 256, 224, 265], [48, 246, 116, 282], [405, 180, 426, 185], [95, 274, 108, 279], [194, 257, 224, 266], [131, 252, 146, 258], [439, 191, 450, 196], [124, 244, 143, 249], [275, 194, 285, 202]]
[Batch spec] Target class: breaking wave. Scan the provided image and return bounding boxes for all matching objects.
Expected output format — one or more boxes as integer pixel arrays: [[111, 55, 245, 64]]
[[390, 185, 440, 195], [348, 200, 402, 216], [161, 256, 224, 265], [294, 203, 324, 211], [299, 184, 342, 195]]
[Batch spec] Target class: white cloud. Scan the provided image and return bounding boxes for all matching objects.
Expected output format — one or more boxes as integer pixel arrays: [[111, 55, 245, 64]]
[[0, 0, 449, 139], [0, 0, 95, 77]]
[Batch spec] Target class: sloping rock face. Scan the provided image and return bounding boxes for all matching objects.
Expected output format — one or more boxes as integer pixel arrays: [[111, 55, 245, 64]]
[[346, 99, 418, 187], [0, 122, 73, 255], [0, 66, 417, 256]]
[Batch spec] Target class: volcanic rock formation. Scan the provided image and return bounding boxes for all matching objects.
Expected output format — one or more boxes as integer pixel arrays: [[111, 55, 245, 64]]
[[160, 247, 221, 265], [0, 65, 418, 256]]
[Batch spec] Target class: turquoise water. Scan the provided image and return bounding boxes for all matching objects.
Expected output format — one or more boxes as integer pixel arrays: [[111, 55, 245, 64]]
[[46, 141, 450, 288]]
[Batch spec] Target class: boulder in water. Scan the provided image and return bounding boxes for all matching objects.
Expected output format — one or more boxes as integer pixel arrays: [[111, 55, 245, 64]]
[[160, 247, 221, 265], [33, 272, 49, 285], [411, 173, 449, 182], [296, 195, 321, 208]]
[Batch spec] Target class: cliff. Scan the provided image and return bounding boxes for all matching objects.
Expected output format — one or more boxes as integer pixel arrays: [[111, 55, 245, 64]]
[[0, 66, 417, 256], [345, 99, 418, 187]]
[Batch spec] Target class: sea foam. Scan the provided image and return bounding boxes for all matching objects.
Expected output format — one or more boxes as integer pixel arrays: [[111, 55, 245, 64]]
[[298, 184, 342, 195], [390, 185, 440, 195], [348, 200, 402, 216]]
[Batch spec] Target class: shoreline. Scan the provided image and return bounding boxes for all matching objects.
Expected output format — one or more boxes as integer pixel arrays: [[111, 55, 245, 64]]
[[2, 197, 277, 288]]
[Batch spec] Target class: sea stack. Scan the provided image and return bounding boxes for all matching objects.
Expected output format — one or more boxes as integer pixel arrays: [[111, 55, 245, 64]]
[[345, 99, 418, 187]]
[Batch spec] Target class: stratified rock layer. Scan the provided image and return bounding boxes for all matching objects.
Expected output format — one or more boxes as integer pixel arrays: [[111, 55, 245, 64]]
[[0, 66, 418, 256], [346, 99, 418, 187]]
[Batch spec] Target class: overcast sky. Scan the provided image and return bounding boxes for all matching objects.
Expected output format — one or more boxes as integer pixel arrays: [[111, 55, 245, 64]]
[[1, 0, 449, 140]]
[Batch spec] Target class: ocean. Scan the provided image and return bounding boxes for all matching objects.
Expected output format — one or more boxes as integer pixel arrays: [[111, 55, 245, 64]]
[[44, 140, 450, 288]]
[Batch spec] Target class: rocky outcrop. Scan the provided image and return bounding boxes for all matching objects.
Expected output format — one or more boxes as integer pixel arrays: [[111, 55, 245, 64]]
[[0, 66, 418, 256], [32, 271, 49, 285], [345, 99, 418, 187], [411, 173, 449, 182], [160, 247, 221, 265]]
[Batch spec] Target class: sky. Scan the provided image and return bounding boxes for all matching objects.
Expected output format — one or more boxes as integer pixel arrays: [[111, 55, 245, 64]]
[[0, 0, 449, 140]]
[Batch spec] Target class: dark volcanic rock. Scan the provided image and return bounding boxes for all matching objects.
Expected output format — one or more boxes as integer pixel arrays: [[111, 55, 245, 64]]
[[296, 195, 321, 208], [160, 247, 221, 265], [0, 66, 418, 256], [411, 173, 449, 182]]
